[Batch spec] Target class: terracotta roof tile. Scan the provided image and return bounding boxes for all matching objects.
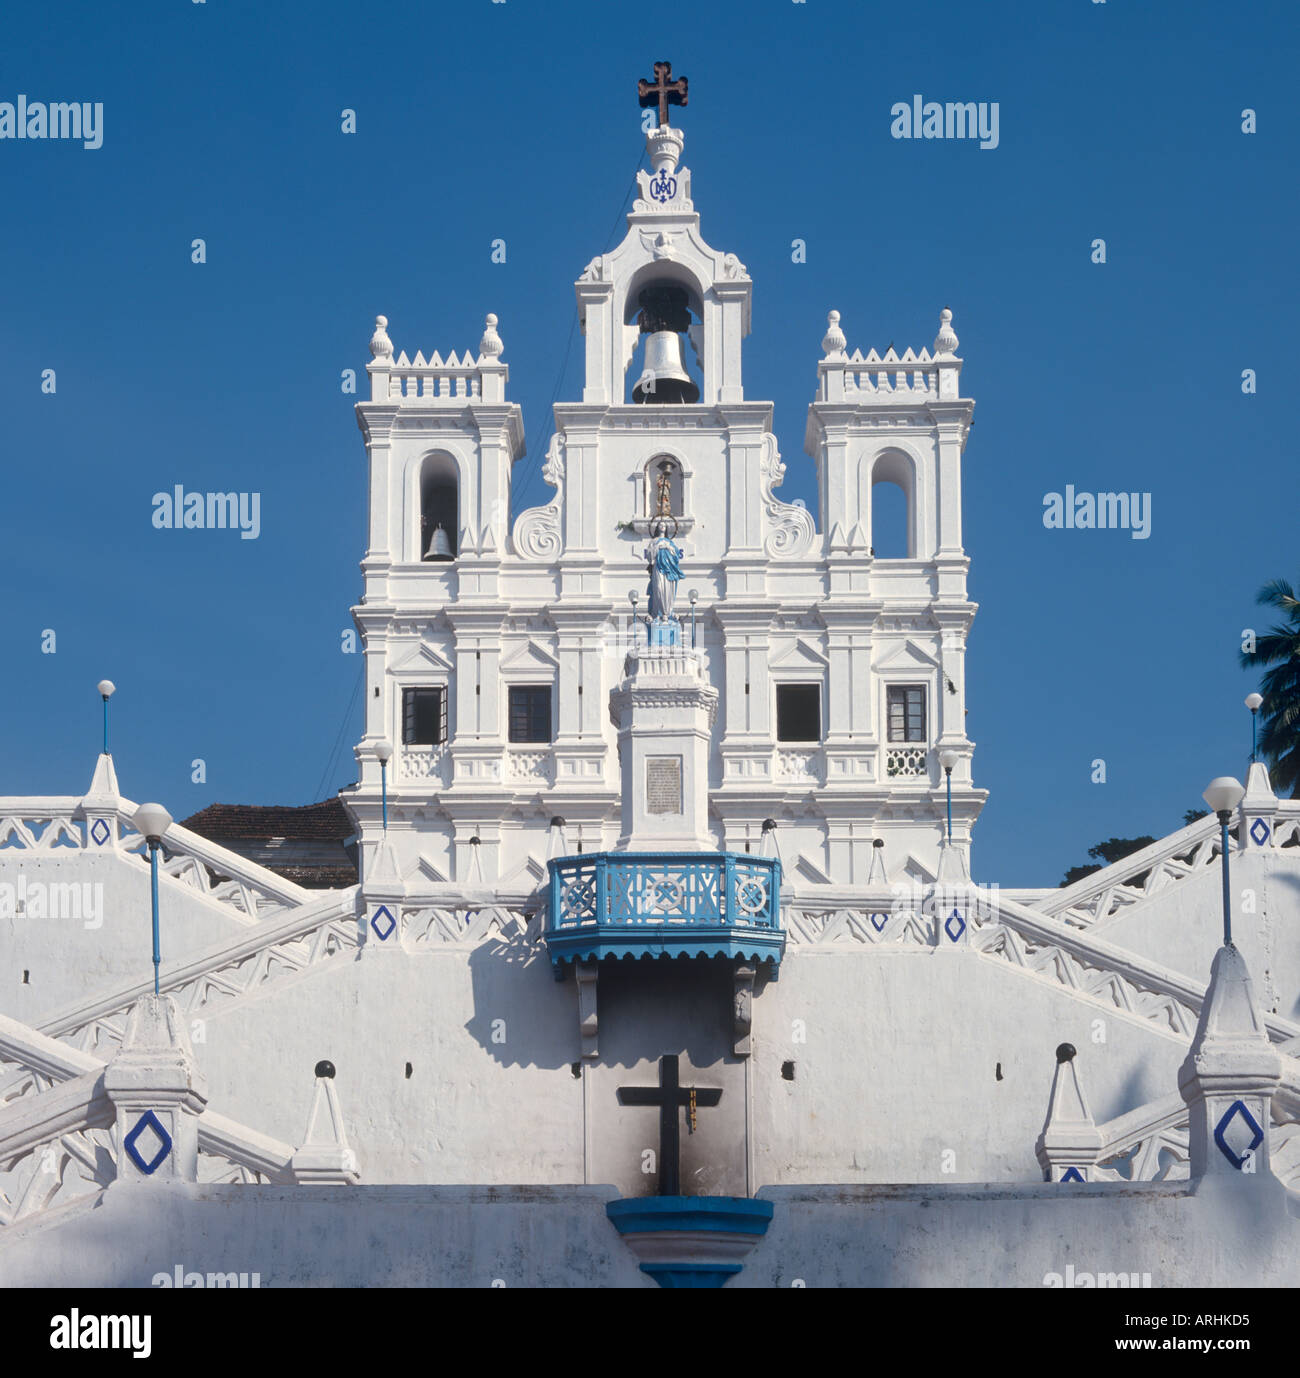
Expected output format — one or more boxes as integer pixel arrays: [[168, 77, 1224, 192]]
[[180, 797, 354, 842]]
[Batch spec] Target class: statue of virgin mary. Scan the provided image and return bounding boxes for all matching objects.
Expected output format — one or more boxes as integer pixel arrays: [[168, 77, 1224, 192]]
[[646, 520, 684, 621]]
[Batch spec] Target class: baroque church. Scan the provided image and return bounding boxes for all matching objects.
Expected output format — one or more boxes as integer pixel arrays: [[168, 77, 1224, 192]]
[[1, 67, 1298, 1288]]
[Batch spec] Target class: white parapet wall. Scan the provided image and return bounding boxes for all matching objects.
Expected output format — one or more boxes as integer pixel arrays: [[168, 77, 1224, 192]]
[[0, 1173, 1294, 1288]]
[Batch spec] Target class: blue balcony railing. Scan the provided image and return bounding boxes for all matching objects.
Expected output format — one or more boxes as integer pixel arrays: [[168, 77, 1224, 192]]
[[544, 852, 784, 973]]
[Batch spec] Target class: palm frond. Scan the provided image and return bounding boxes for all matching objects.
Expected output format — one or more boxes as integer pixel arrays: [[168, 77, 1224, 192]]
[[1238, 622, 1300, 668], [1255, 578, 1299, 610]]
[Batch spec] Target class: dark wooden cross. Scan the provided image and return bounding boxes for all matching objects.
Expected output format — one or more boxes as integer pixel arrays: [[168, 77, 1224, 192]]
[[618, 1054, 721, 1196], [638, 61, 688, 127]]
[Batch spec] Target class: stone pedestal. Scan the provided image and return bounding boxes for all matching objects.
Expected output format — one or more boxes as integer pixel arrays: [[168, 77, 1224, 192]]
[[103, 995, 207, 1182], [1178, 945, 1282, 1179], [78, 752, 121, 851], [361, 837, 405, 950], [929, 843, 979, 947], [609, 641, 718, 851], [1240, 760, 1278, 851]]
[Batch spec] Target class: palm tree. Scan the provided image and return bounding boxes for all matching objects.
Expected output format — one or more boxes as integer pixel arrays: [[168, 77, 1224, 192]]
[[1240, 577, 1300, 797]]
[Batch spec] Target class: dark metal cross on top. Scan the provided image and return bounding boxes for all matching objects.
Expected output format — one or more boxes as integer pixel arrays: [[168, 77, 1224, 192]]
[[638, 61, 688, 127], [618, 1053, 721, 1196]]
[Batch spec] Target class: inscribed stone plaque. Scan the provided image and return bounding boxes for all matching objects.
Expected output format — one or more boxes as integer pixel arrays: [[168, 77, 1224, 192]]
[[646, 756, 682, 814]]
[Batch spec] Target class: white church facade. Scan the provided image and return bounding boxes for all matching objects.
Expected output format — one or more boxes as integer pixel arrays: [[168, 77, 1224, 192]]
[[348, 110, 981, 892], [1, 75, 1298, 1289]]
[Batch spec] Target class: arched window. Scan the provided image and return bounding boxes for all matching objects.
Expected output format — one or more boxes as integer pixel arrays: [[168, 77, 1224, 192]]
[[646, 456, 683, 519], [869, 451, 915, 558], [419, 453, 458, 560]]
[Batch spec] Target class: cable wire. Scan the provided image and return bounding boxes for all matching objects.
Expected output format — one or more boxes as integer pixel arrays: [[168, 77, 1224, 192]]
[[314, 659, 364, 801], [514, 155, 643, 510]]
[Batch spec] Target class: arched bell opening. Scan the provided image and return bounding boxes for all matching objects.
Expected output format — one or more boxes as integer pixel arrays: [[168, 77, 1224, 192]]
[[867, 450, 917, 559], [624, 281, 702, 405], [419, 452, 459, 561]]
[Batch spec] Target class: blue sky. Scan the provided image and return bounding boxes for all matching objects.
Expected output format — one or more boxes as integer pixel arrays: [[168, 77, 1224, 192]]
[[2, 0, 1294, 887]]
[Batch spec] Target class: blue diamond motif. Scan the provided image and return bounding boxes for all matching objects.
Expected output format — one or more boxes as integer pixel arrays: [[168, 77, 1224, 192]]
[[90, 818, 110, 846], [1213, 1098, 1264, 1170], [370, 905, 396, 941], [869, 912, 889, 932], [944, 908, 966, 942], [1250, 818, 1270, 846], [123, 1109, 172, 1175], [1060, 1166, 1084, 1183]]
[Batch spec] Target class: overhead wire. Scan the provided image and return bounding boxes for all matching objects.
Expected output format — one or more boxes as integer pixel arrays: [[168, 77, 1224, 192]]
[[314, 156, 646, 798], [515, 154, 643, 510], [313, 658, 364, 801]]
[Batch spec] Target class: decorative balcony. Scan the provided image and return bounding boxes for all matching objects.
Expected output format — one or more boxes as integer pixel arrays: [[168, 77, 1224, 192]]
[[544, 852, 784, 973]]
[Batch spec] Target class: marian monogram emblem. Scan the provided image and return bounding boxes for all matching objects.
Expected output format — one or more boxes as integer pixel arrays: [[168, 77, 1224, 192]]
[[649, 168, 677, 203]]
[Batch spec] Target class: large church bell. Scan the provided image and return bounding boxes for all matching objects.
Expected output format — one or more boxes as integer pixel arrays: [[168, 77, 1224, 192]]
[[632, 284, 700, 404], [423, 522, 454, 560]]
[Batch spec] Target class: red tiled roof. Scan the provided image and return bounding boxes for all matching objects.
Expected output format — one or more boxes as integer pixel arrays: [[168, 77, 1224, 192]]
[[275, 865, 360, 889], [180, 797, 354, 842]]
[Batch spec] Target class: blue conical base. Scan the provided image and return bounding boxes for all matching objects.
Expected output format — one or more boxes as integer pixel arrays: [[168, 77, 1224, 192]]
[[606, 1196, 774, 1288], [640, 1262, 743, 1288]]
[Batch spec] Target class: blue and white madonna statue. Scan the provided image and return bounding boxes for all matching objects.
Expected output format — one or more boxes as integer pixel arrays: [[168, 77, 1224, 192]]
[[646, 519, 684, 625]]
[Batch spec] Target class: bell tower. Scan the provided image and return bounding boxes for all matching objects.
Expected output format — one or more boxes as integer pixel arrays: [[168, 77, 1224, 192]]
[[802, 306, 986, 882]]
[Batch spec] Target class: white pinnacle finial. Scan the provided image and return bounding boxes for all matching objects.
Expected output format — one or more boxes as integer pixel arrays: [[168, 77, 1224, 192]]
[[1034, 1043, 1103, 1181], [822, 310, 847, 358], [369, 314, 393, 360], [479, 313, 503, 359], [934, 307, 958, 357], [290, 1061, 360, 1184]]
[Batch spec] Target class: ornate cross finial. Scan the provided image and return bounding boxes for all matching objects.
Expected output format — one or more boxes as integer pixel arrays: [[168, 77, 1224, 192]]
[[638, 61, 688, 127]]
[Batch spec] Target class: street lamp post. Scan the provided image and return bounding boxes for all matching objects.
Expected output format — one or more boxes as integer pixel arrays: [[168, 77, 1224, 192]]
[[1245, 693, 1263, 763], [1203, 777, 1245, 948], [97, 680, 116, 755], [375, 740, 393, 832], [938, 750, 960, 842], [688, 589, 698, 648], [133, 802, 173, 996]]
